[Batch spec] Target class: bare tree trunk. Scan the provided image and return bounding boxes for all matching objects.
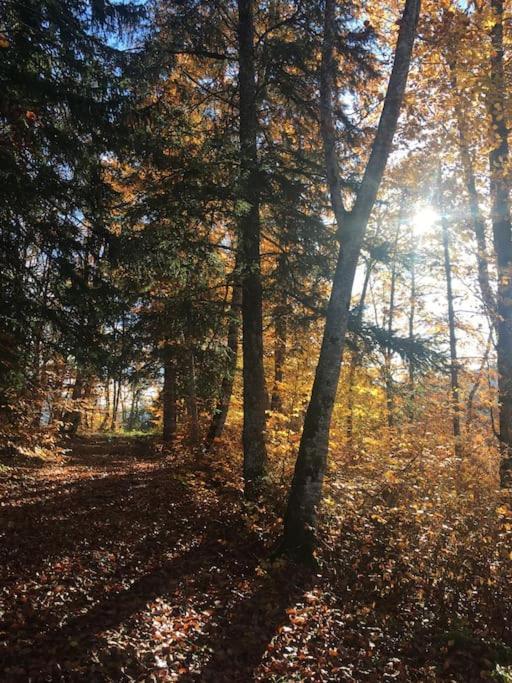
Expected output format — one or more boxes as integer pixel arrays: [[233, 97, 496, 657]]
[[62, 369, 84, 436], [280, 0, 421, 560], [408, 222, 417, 421], [488, 0, 512, 487], [346, 259, 373, 450], [270, 302, 287, 412], [467, 332, 492, 425], [163, 356, 177, 443], [100, 378, 110, 432], [81, 380, 93, 433], [186, 346, 200, 446], [437, 171, 462, 458], [120, 389, 127, 428], [127, 386, 139, 432], [238, 0, 268, 496], [31, 254, 51, 427], [205, 268, 242, 450], [110, 378, 120, 432], [448, 56, 496, 320], [47, 371, 66, 428], [127, 390, 136, 432], [384, 210, 403, 428]]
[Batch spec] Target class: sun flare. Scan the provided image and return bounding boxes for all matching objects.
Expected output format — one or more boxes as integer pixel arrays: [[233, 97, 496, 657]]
[[412, 205, 438, 235]]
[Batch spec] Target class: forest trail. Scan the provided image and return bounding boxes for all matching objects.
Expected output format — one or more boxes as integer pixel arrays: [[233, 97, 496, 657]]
[[0, 438, 308, 682], [1, 438, 511, 682]]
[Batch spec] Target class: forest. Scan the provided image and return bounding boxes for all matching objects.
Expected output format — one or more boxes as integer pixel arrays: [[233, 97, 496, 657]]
[[2, 0, 512, 680]]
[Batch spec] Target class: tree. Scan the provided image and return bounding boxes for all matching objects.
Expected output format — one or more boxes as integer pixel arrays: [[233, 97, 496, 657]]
[[204, 259, 242, 450], [437, 170, 462, 459], [237, 0, 269, 496], [487, 0, 512, 487], [0, 0, 141, 451], [280, 0, 421, 560]]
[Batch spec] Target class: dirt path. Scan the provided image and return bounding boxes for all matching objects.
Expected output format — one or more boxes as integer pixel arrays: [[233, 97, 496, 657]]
[[0, 438, 305, 682]]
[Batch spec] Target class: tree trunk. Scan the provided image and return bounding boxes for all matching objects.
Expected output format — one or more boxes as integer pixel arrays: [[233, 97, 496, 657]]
[[467, 333, 492, 425], [408, 220, 417, 421], [238, 0, 268, 496], [280, 0, 421, 560], [127, 390, 136, 432], [127, 386, 139, 432], [62, 369, 84, 437], [163, 356, 177, 443], [81, 379, 93, 433], [437, 171, 462, 458], [204, 269, 242, 450], [110, 378, 120, 432], [31, 254, 51, 427], [271, 302, 287, 412], [100, 378, 110, 432], [346, 259, 373, 450], [186, 346, 200, 446], [488, 0, 512, 487], [120, 390, 127, 428], [384, 210, 403, 429], [448, 56, 496, 320]]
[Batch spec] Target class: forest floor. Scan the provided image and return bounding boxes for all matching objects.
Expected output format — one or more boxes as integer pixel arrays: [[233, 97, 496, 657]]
[[1, 437, 512, 682]]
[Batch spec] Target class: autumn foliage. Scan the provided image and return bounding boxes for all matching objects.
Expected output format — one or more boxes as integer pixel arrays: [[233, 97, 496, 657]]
[[2, 0, 512, 681]]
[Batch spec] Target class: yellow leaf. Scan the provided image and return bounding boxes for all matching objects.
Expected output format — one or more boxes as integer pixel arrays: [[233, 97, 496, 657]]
[[384, 470, 398, 484]]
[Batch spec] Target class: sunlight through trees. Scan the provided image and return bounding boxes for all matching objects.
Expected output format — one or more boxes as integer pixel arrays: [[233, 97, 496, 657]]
[[2, 0, 512, 679]]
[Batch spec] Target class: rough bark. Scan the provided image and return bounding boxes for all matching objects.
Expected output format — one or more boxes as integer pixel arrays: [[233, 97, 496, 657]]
[[280, 0, 421, 560], [204, 270, 242, 450], [186, 346, 200, 446], [488, 0, 512, 487], [163, 355, 177, 443], [62, 370, 84, 437], [238, 0, 268, 496], [270, 302, 287, 412]]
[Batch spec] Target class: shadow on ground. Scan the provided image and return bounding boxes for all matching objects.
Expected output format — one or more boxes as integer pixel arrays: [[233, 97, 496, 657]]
[[0, 437, 308, 681]]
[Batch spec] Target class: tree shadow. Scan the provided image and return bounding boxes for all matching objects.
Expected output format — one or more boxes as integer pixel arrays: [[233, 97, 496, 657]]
[[184, 566, 315, 682], [2, 435, 293, 680], [8, 533, 250, 677], [0, 462, 186, 576], [64, 434, 160, 467]]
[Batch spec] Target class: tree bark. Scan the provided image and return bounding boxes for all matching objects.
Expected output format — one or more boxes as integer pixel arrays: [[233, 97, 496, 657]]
[[467, 332, 492, 425], [127, 387, 137, 432], [437, 171, 462, 458], [384, 209, 403, 429], [448, 57, 496, 319], [186, 346, 200, 447], [407, 221, 417, 421], [100, 378, 110, 432], [271, 302, 287, 412], [280, 0, 421, 560], [238, 0, 268, 496], [346, 259, 373, 450], [163, 355, 177, 443], [110, 378, 120, 432], [488, 0, 512, 487], [62, 369, 84, 437], [204, 268, 242, 450]]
